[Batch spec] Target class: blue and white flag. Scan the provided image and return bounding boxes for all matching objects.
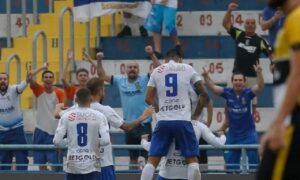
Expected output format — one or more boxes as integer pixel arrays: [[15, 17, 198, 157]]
[[73, 0, 152, 22]]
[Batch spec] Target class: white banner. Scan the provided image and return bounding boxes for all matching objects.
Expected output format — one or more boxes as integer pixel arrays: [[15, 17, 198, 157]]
[[76, 58, 274, 84], [0, 14, 33, 38], [173, 11, 268, 36]]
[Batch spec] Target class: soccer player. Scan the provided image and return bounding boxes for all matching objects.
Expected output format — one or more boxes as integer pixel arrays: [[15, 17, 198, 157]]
[[257, 0, 300, 179], [189, 86, 214, 169], [55, 77, 153, 180], [141, 120, 226, 180], [53, 88, 110, 180], [140, 49, 208, 180]]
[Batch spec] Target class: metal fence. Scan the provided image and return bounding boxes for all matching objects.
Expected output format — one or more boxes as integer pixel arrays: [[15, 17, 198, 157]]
[[0, 144, 259, 174]]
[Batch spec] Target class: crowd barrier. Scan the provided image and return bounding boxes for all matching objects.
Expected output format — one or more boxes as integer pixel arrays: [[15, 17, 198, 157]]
[[0, 144, 259, 174]]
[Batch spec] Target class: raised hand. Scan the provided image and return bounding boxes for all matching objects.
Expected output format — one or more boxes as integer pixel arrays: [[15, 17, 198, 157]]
[[201, 67, 209, 77], [253, 61, 262, 73], [67, 49, 73, 62], [82, 49, 91, 61], [228, 2, 238, 11], [96, 52, 104, 61], [26, 62, 33, 83], [41, 62, 49, 70], [145, 45, 154, 55]]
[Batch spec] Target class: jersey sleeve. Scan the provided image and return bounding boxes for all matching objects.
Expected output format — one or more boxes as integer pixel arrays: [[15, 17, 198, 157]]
[[111, 75, 122, 87], [105, 107, 124, 128], [246, 88, 256, 100], [189, 66, 202, 85], [98, 113, 110, 146], [54, 87, 65, 103], [16, 80, 28, 94], [199, 123, 226, 147], [262, 7, 273, 20], [228, 26, 243, 40], [220, 87, 230, 99], [147, 71, 157, 87], [260, 37, 272, 57], [53, 114, 68, 147], [64, 85, 77, 101], [30, 82, 44, 97]]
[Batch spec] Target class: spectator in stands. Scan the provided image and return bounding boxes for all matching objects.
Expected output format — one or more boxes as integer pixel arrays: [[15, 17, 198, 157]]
[[117, 12, 148, 37], [202, 61, 264, 171], [222, 2, 272, 121], [0, 68, 35, 170], [141, 120, 225, 180], [29, 63, 64, 171], [261, 7, 285, 48], [257, 0, 300, 179], [61, 49, 90, 106], [53, 87, 110, 180], [144, 0, 181, 59], [97, 47, 160, 170]]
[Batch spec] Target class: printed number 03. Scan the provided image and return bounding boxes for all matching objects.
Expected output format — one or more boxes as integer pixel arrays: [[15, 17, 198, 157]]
[[165, 74, 178, 97]]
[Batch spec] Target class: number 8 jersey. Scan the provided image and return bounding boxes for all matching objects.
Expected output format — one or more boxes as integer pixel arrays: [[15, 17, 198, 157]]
[[53, 107, 110, 174], [148, 60, 201, 121]]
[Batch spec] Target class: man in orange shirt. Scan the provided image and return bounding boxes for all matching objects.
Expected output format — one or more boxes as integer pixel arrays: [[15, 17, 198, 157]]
[[29, 64, 64, 171], [61, 49, 105, 106]]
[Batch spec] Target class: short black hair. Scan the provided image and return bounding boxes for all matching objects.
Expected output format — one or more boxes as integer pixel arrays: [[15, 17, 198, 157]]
[[165, 49, 180, 61], [76, 68, 89, 76], [86, 77, 104, 96], [76, 87, 91, 104], [42, 70, 54, 78], [231, 72, 246, 82]]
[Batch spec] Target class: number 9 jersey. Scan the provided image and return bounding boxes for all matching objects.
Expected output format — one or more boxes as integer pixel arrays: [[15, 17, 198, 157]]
[[147, 60, 201, 121]]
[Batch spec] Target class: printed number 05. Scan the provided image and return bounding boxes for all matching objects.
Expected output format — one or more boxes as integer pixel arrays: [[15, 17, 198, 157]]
[[77, 123, 88, 147], [165, 74, 178, 97]]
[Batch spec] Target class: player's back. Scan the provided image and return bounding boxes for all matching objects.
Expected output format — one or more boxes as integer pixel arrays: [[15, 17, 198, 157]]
[[149, 60, 201, 121], [63, 107, 105, 173]]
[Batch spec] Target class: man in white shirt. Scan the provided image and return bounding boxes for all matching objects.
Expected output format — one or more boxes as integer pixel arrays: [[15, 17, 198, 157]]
[[0, 64, 45, 170], [141, 49, 208, 180], [0, 71, 32, 170], [53, 87, 110, 180]]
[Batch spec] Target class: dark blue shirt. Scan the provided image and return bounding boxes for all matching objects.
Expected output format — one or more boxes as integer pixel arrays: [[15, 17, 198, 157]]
[[262, 7, 285, 48], [221, 88, 256, 138]]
